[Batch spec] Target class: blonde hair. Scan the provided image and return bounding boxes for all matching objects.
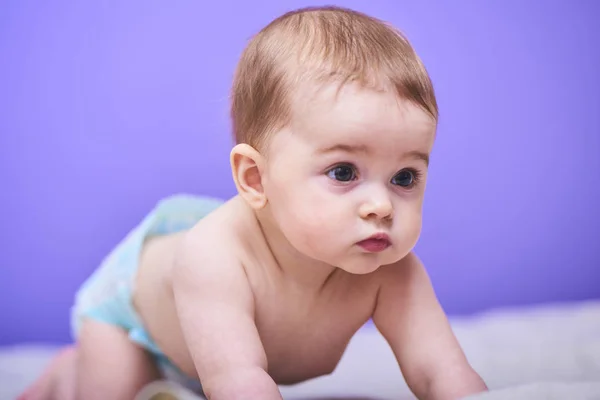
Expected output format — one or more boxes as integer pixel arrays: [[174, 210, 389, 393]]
[[231, 6, 438, 151]]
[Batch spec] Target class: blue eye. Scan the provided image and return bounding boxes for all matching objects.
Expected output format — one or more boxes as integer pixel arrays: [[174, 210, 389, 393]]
[[326, 164, 357, 182], [391, 169, 416, 187]]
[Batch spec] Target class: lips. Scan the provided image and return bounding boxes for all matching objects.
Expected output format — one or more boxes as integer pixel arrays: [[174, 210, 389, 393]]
[[357, 233, 391, 253]]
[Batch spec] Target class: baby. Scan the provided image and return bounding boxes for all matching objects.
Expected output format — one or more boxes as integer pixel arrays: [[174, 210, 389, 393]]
[[22, 6, 488, 400]]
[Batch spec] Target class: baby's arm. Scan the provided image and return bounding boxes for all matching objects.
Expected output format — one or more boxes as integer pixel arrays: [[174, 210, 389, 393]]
[[172, 230, 281, 400], [372, 253, 487, 400]]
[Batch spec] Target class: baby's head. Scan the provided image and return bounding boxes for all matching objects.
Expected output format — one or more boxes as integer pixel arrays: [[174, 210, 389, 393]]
[[230, 6, 437, 274]]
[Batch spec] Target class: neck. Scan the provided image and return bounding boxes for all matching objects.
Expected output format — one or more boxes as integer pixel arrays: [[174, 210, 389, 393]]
[[253, 205, 338, 292]]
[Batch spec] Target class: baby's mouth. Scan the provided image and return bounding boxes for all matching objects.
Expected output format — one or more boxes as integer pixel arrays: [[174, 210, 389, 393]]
[[356, 233, 391, 252]]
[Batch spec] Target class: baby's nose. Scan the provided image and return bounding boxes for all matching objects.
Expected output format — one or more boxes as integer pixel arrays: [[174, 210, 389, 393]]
[[359, 191, 393, 220]]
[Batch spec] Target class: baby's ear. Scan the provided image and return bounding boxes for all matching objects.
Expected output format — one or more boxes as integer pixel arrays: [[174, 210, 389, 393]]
[[230, 143, 267, 210]]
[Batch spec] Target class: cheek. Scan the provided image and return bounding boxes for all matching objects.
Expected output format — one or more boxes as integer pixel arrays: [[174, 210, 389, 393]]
[[281, 185, 337, 229], [395, 200, 423, 246], [271, 181, 352, 250], [300, 181, 353, 223]]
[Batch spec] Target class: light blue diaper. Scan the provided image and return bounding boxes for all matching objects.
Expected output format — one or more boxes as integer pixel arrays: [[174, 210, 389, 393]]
[[70, 194, 224, 390]]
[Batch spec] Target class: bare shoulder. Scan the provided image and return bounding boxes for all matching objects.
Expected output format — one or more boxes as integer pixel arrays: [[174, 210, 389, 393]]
[[372, 251, 429, 294], [171, 196, 254, 286], [370, 252, 440, 337]]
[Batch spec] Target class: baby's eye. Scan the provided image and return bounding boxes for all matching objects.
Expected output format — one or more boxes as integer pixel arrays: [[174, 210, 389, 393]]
[[326, 164, 357, 182], [391, 169, 417, 187]]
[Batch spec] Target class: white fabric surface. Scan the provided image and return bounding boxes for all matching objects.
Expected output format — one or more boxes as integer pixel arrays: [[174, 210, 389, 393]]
[[2, 300, 599, 400]]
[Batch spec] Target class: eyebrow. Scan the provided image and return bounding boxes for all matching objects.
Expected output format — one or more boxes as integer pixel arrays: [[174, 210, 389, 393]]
[[405, 150, 430, 166], [316, 144, 370, 155], [317, 144, 430, 166]]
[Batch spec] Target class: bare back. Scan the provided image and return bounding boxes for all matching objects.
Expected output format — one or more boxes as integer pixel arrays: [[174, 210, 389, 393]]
[[133, 196, 382, 385]]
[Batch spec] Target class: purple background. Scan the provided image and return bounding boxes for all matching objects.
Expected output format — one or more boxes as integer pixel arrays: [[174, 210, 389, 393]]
[[1, 1, 599, 346]]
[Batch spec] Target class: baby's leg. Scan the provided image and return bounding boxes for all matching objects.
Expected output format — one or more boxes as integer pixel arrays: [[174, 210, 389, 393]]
[[20, 319, 160, 400], [77, 319, 161, 399], [18, 346, 77, 400]]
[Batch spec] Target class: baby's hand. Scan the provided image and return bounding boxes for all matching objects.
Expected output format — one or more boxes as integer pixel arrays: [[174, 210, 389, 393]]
[[202, 367, 282, 400]]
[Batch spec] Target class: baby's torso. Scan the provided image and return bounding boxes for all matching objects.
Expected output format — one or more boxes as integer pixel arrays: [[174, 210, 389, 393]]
[[248, 270, 378, 383], [133, 196, 381, 385]]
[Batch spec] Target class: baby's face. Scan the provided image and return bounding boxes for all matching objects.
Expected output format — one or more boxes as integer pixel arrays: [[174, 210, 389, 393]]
[[261, 82, 436, 274]]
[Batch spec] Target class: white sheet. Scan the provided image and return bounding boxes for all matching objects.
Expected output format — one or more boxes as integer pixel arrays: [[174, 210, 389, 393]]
[[2, 300, 599, 399]]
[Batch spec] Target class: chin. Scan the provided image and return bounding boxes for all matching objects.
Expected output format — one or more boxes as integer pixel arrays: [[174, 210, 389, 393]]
[[337, 257, 385, 275], [341, 249, 412, 274]]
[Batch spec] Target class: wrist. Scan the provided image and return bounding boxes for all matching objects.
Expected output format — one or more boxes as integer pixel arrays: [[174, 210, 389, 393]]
[[202, 367, 282, 400]]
